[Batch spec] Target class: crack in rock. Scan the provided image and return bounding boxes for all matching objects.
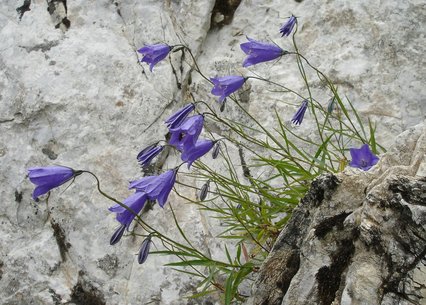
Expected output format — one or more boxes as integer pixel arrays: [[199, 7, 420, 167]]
[[16, 0, 31, 21]]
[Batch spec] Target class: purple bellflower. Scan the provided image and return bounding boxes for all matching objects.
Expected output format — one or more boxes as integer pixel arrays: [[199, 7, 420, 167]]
[[137, 144, 164, 168], [181, 139, 215, 168], [291, 99, 309, 125], [240, 37, 287, 67], [129, 169, 177, 208], [349, 144, 379, 171], [280, 15, 297, 37], [28, 166, 82, 201], [210, 76, 246, 103], [109, 191, 148, 228], [138, 235, 152, 264], [165, 103, 195, 129], [137, 44, 171, 72], [168, 115, 204, 151]]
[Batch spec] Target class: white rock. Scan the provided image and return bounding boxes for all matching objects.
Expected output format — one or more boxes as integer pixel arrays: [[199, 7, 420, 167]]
[[0, 0, 425, 304]]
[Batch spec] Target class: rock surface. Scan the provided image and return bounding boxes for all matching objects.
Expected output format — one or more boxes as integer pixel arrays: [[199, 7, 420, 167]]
[[247, 123, 426, 305], [0, 0, 425, 304]]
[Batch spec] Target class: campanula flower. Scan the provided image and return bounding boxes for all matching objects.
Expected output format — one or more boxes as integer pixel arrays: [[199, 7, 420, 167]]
[[349, 144, 379, 171], [110, 224, 126, 245], [280, 15, 297, 37], [137, 144, 164, 168], [210, 76, 246, 103], [291, 99, 308, 125], [129, 169, 177, 208], [168, 115, 204, 151], [109, 191, 148, 228], [240, 37, 287, 67], [28, 166, 82, 201], [165, 103, 195, 129], [138, 235, 152, 264], [137, 44, 171, 72], [181, 139, 214, 168]]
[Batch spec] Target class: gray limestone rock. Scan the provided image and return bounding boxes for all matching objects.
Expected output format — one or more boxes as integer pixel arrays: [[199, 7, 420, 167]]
[[246, 123, 426, 305], [0, 0, 425, 304]]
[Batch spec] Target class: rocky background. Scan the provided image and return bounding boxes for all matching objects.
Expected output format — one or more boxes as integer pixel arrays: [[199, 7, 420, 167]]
[[247, 123, 426, 305], [0, 0, 425, 304]]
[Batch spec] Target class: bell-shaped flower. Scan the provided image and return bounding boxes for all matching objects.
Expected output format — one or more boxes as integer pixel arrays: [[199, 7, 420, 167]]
[[129, 169, 177, 208], [28, 166, 82, 201], [210, 76, 246, 103], [280, 15, 297, 37], [240, 37, 287, 67], [181, 139, 214, 168], [137, 144, 164, 168], [349, 144, 379, 171], [168, 115, 204, 151], [291, 99, 308, 125], [165, 103, 195, 129], [137, 44, 171, 72], [109, 191, 148, 228]]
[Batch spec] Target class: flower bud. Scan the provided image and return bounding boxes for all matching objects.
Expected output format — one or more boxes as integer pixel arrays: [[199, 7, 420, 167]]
[[199, 180, 210, 201], [212, 142, 220, 159], [110, 224, 126, 245], [138, 236, 152, 264]]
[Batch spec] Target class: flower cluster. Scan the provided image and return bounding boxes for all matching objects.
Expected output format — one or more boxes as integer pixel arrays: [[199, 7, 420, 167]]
[[26, 11, 381, 277]]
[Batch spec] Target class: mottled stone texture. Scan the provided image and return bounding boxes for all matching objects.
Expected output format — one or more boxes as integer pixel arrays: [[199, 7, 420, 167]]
[[247, 123, 426, 305], [0, 0, 425, 304]]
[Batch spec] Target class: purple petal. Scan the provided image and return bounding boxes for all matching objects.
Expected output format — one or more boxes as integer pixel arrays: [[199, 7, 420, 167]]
[[280, 15, 297, 37], [138, 44, 171, 71], [349, 144, 379, 171], [165, 103, 195, 129], [181, 139, 214, 168], [32, 185, 54, 201], [210, 75, 246, 103], [113, 192, 148, 227]]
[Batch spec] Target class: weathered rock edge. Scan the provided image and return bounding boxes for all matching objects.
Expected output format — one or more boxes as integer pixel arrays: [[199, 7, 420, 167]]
[[247, 124, 426, 305]]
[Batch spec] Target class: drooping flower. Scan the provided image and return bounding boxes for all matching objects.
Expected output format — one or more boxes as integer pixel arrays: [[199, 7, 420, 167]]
[[349, 144, 379, 171], [109, 191, 148, 228], [280, 15, 297, 37], [110, 224, 126, 245], [138, 235, 152, 264], [137, 144, 164, 168], [181, 139, 214, 168], [165, 103, 195, 129], [240, 37, 287, 67], [130, 169, 177, 208], [168, 115, 204, 151], [137, 44, 171, 72], [28, 166, 82, 201], [210, 76, 246, 103], [291, 99, 309, 125]]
